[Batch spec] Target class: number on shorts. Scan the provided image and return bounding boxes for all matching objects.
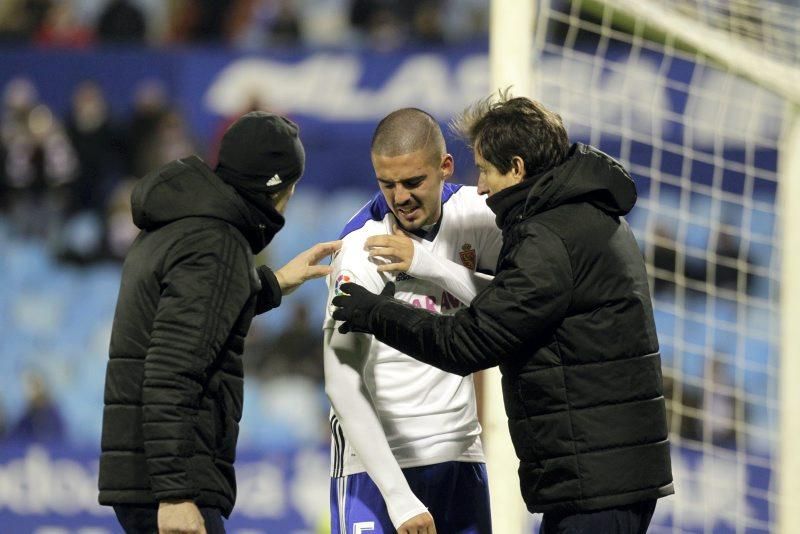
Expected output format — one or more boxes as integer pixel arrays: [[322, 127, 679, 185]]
[[353, 521, 375, 534]]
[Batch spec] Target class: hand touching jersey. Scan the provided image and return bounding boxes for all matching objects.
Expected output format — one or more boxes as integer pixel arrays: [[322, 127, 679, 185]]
[[398, 511, 437, 534], [366, 224, 415, 273], [367, 224, 495, 306], [275, 240, 342, 295]]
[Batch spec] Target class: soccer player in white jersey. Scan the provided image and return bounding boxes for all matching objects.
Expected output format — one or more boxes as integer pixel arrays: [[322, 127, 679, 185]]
[[323, 108, 502, 534]]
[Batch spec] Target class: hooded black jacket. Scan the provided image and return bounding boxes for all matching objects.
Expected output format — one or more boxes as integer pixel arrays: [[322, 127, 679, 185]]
[[98, 156, 283, 516], [367, 144, 674, 513]]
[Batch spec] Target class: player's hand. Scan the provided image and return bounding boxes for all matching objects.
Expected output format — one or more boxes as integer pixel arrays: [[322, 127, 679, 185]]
[[332, 281, 395, 334], [397, 511, 437, 534], [275, 240, 342, 296], [157, 500, 207, 534], [366, 224, 415, 273]]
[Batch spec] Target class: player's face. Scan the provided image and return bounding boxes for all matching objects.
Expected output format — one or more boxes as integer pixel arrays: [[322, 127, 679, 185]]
[[372, 149, 453, 231], [474, 148, 524, 197]]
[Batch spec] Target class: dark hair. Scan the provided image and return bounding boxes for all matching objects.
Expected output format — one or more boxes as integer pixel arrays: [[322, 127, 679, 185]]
[[451, 89, 570, 177], [371, 108, 445, 164]]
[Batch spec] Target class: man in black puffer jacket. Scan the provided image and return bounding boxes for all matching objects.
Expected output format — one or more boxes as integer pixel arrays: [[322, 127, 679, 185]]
[[332, 94, 673, 533], [98, 111, 340, 534]]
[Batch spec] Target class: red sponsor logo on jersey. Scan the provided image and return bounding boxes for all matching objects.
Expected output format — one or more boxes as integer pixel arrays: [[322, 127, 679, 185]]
[[459, 243, 476, 270]]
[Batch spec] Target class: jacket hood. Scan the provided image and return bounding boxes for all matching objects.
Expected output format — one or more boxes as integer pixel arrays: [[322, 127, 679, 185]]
[[131, 155, 283, 252], [488, 143, 637, 228]]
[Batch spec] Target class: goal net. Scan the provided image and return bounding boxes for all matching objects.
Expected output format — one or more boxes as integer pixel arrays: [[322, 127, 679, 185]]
[[522, 0, 800, 532]]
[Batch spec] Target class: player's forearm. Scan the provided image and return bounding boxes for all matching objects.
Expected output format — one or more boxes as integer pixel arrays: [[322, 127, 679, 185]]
[[323, 330, 427, 527], [368, 300, 499, 376], [407, 241, 493, 305]]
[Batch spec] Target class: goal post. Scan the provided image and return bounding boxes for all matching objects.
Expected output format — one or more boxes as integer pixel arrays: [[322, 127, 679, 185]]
[[486, 4, 534, 534], [778, 106, 800, 534]]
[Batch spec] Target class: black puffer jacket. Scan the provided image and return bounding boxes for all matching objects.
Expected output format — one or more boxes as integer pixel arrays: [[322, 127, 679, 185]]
[[98, 156, 282, 516], [368, 143, 674, 513]]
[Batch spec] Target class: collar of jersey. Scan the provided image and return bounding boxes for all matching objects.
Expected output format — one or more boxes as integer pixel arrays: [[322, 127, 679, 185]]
[[405, 212, 443, 241]]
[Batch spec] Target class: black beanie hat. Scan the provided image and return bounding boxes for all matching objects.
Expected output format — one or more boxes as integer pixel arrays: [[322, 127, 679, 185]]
[[216, 111, 305, 195]]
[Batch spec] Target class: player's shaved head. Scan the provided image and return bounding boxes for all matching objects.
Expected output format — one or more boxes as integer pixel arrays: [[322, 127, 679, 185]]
[[371, 108, 446, 162]]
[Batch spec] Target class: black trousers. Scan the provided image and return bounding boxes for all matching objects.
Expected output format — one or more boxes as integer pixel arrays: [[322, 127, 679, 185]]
[[540, 499, 657, 534], [113, 504, 226, 534]]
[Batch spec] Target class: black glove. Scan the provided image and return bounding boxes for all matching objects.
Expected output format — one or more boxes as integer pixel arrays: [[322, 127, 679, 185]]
[[331, 281, 396, 334]]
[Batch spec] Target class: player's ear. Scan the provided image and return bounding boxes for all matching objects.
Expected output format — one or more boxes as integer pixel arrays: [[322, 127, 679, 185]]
[[441, 153, 454, 181]]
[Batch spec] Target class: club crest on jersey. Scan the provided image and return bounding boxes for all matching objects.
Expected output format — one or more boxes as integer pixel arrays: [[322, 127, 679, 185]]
[[334, 271, 355, 296], [459, 243, 476, 270]]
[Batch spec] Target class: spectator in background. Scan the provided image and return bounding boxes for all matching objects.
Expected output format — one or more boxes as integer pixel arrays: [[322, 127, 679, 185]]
[[124, 79, 170, 178], [138, 109, 198, 170], [410, 0, 444, 44], [651, 222, 678, 298], [267, 301, 323, 383], [1, 77, 39, 149], [0, 77, 39, 212], [241, 317, 272, 377], [168, 0, 230, 44], [226, 0, 302, 48], [104, 177, 139, 260], [349, 0, 451, 49], [662, 371, 703, 442], [661, 354, 742, 449], [267, 0, 302, 45], [64, 80, 123, 215], [714, 231, 755, 295], [0, 77, 78, 240], [349, 0, 408, 49], [57, 80, 128, 263], [7, 372, 65, 444], [651, 223, 756, 298], [709, 356, 741, 449], [34, 1, 94, 48], [440, 0, 488, 42], [0, 0, 51, 43], [96, 0, 148, 44]]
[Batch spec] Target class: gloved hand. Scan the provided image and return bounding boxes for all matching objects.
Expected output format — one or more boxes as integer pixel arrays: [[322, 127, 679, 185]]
[[331, 281, 396, 334]]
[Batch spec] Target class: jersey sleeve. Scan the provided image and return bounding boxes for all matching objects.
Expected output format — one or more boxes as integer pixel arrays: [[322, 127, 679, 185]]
[[323, 236, 383, 330], [323, 329, 428, 528], [322, 235, 428, 528]]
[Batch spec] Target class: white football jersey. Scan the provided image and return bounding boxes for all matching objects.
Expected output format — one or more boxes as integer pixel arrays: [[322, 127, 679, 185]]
[[324, 184, 502, 477]]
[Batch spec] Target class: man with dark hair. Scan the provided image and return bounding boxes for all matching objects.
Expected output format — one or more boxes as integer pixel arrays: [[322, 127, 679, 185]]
[[332, 93, 674, 533], [98, 111, 340, 534], [324, 108, 502, 533]]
